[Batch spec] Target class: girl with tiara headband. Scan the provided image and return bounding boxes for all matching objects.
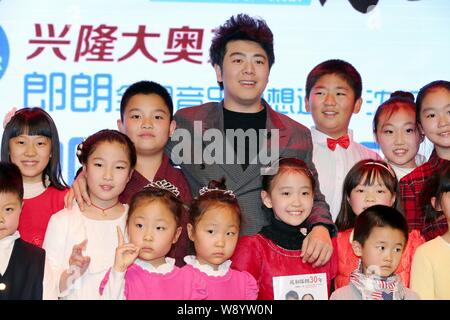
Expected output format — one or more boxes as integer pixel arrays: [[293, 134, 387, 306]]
[[180, 178, 258, 300], [99, 180, 186, 300], [334, 160, 424, 289]]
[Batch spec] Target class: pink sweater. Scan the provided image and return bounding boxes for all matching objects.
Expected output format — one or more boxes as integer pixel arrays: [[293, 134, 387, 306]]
[[100, 264, 190, 300], [100, 263, 258, 300], [179, 264, 258, 300]]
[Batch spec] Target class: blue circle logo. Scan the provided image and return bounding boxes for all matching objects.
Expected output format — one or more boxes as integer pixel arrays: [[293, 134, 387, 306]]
[[0, 26, 10, 80]]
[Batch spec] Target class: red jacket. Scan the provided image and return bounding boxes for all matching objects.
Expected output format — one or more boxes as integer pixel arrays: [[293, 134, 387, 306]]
[[232, 234, 338, 300]]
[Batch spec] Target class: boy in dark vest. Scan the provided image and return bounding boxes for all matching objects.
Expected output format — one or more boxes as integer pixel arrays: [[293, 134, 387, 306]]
[[0, 162, 51, 300]]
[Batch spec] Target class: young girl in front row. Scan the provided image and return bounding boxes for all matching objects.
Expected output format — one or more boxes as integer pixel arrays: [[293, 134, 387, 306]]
[[373, 91, 425, 180], [99, 181, 184, 300], [331, 205, 419, 300], [335, 160, 424, 289], [43, 129, 136, 299], [182, 178, 258, 300], [1, 108, 68, 247], [232, 158, 338, 300], [410, 164, 450, 299]]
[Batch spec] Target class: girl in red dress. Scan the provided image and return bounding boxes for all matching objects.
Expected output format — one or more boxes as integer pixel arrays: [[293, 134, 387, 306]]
[[1, 108, 68, 247], [232, 158, 338, 300], [334, 159, 424, 289]]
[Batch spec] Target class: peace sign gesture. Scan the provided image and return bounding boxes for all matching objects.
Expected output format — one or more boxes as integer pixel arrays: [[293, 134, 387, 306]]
[[113, 226, 139, 272]]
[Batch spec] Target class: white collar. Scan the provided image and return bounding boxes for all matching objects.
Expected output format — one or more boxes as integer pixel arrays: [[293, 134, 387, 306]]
[[135, 257, 175, 275], [386, 154, 427, 180], [311, 127, 354, 145], [0, 231, 20, 276], [183, 255, 231, 277], [23, 181, 47, 199], [0, 231, 20, 251], [0, 231, 20, 248]]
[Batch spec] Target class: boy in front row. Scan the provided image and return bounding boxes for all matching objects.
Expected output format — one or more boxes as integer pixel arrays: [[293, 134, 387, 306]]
[[331, 205, 419, 300], [0, 162, 54, 300]]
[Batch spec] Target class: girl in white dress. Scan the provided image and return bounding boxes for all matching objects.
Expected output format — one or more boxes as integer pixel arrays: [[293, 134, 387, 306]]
[[43, 129, 136, 299]]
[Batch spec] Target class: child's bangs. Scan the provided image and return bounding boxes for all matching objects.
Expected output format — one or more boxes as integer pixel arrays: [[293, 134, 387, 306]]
[[275, 164, 315, 189], [360, 167, 396, 193], [8, 113, 53, 139]]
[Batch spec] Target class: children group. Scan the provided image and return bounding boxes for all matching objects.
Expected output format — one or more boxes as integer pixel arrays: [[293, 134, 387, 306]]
[[1, 13, 449, 301]]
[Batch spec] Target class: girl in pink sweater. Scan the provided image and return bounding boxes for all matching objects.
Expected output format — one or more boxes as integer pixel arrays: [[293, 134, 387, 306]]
[[181, 179, 258, 300], [99, 181, 186, 300]]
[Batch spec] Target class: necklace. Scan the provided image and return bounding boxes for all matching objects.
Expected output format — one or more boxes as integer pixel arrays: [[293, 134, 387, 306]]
[[90, 201, 120, 216]]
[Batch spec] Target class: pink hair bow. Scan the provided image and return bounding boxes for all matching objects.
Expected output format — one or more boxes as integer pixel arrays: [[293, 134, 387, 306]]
[[3, 107, 17, 128]]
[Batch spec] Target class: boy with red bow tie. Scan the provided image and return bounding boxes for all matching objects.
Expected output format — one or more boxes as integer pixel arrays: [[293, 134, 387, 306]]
[[305, 59, 381, 221]]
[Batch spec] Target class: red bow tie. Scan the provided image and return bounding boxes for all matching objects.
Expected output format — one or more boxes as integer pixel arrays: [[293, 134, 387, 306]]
[[327, 135, 350, 151]]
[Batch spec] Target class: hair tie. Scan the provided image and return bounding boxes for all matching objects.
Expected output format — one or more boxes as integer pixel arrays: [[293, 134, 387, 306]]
[[144, 179, 180, 198]]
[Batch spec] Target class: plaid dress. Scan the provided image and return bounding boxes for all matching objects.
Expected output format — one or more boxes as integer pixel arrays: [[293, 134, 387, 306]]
[[399, 151, 449, 241]]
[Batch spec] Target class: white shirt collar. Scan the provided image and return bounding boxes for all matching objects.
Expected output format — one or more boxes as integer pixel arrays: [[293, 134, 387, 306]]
[[23, 181, 46, 199], [386, 154, 427, 181], [0, 231, 20, 276], [135, 257, 175, 275], [311, 126, 354, 145], [183, 255, 231, 277], [0, 231, 20, 248]]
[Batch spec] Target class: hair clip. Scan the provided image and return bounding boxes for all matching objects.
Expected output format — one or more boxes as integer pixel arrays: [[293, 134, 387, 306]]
[[76, 143, 83, 156], [145, 179, 180, 198], [198, 186, 236, 198], [2, 107, 17, 129]]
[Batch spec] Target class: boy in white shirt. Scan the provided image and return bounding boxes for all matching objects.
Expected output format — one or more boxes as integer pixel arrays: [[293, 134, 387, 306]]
[[305, 59, 381, 221], [0, 162, 55, 300]]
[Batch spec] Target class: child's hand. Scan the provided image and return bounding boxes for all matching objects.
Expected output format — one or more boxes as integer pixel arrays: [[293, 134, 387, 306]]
[[69, 239, 91, 276], [301, 225, 333, 267], [64, 171, 91, 211], [114, 226, 139, 273], [59, 239, 90, 292]]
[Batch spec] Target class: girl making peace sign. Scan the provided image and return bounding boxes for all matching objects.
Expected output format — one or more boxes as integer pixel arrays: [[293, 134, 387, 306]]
[[100, 182, 185, 300]]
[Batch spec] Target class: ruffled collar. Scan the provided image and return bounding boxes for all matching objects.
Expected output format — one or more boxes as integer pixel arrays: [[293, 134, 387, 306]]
[[183, 255, 231, 277], [0, 231, 20, 248], [260, 215, 307, 250], [135, 257, 175, 275]]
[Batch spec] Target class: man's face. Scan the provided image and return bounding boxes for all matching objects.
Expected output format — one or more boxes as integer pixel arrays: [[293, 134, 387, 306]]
[[214, 40, 270, 112]]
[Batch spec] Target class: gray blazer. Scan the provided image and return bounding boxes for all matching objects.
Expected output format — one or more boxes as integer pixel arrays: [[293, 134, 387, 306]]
[[166, 99, 335, 236]]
